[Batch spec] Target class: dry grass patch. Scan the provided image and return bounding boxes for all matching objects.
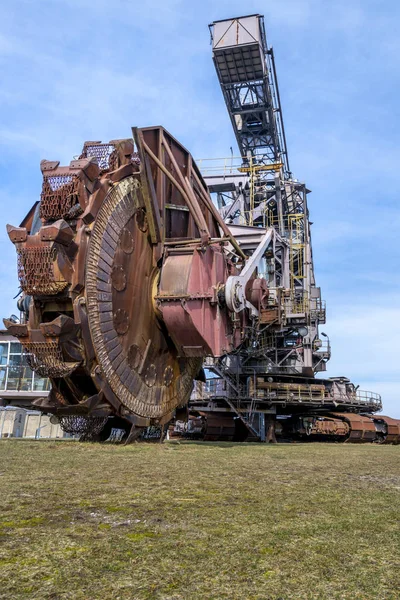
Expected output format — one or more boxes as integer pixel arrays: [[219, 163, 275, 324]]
[[0, 440, 399, 599]]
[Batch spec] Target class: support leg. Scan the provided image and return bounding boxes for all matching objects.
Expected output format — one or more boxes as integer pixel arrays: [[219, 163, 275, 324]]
[[124, 424, 143, 445], [266, 416, 277, 444], [160, 422, 170, 443]]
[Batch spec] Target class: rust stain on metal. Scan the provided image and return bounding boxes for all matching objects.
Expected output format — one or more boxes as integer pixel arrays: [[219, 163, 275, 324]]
[[111, 266, 127, 291], [113, 309, 130, 335], [127, 344, 142, 369], [163, 366, 174, 387], [145, 364, 157, 387], [119, 228, 135, 253]]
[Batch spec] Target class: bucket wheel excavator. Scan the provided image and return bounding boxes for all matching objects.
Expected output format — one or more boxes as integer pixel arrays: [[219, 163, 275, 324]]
[[4, 128, 266, 441], [4, 14, 399, 443]]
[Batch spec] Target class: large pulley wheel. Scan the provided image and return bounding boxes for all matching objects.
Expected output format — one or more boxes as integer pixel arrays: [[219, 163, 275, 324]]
[[84, 175, 201, 421]]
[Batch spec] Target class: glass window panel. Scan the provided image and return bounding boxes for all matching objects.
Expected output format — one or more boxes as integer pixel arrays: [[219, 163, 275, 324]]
[[8, 355, 21, 367], [6, 366, 20, 390], [21, 353, 30, 367], [18, 367, 33, 391], [33, 377, 50, 392], [10, 342, 22, 354], [0, 343, 8, 366], [0, 367, 6, 391], [6, 367, 31, 391], [5, 363, 33, 391]]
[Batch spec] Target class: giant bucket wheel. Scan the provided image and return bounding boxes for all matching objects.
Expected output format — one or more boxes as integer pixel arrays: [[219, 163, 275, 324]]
[[5, 128, 240, 432], [84, 175, 202, 422]]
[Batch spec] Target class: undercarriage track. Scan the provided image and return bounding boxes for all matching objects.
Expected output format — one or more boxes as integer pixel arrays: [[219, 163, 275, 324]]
[[169, 411, 400, 444]]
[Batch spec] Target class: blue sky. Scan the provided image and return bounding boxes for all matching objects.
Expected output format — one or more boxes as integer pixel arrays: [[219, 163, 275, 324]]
[[1, 0, 399, 416]]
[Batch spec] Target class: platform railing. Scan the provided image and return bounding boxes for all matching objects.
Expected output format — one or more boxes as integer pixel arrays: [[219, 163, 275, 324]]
[[197, 156, 283, 177], [193, 377, 382, 410]]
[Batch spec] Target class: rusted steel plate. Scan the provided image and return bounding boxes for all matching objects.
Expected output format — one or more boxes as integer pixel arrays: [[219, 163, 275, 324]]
[[331, 413, 376, 442], [203, 414, 235, 441], [371, 415, 400, 444]]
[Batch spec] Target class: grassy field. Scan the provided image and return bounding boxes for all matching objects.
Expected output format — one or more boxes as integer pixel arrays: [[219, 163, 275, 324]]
[[0, 441, 399, 600]]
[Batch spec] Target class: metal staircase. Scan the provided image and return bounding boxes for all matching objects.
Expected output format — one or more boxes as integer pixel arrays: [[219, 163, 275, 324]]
[[205, 360, 263, 439]]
